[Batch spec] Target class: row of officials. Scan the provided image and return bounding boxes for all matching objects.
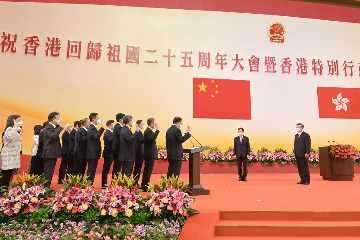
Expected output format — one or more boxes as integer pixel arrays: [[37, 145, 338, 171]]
[[39, 112, 191, 190]]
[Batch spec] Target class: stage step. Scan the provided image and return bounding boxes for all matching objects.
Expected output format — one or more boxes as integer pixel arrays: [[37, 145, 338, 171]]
[[215, 211, 360, 237]]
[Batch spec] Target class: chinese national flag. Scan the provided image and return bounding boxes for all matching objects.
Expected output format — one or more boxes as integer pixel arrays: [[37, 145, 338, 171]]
[[193, 78, 251, 119], [317, 87, 360, 119]]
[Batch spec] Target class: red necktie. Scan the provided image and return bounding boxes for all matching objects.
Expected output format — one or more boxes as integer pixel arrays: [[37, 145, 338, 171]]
[[240, 137, 243, 144], [297, 134, 300, 141]]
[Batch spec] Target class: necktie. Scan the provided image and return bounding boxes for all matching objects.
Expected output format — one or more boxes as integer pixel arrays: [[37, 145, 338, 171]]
[[297, 134, 300, 141], [240, 137, 243, 144]]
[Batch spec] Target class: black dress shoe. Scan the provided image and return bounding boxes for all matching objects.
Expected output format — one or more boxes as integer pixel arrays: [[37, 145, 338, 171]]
[[238, 178, 242, 181], [303, 182, 310, 185], [297, 181, 304, 184], [243, 178, 247, 182]]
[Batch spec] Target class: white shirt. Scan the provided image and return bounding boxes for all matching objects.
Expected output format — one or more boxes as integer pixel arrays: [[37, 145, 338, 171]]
[[50, 123, 56, 129], [82, 126, 88, 131], [31, 135, 39, 156]]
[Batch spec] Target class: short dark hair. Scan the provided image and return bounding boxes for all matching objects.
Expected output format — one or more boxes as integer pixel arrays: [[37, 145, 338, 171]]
[[89, 113, 98, 122], [81, 118, 89, 126], [147, 118, 155, 126], [48, 112, 59, 122], [173, 116, 182, 124], [43, 122, 49, 128], [136, 120, 143, 125], [116, 113, 125, 122], [296, 123, 304, 128], [123, 115, 133, 124], [73, 121, 81, 128], [34, 125, 43, 135], [106, 120, 114, 127], [238, 127, 244, 132]]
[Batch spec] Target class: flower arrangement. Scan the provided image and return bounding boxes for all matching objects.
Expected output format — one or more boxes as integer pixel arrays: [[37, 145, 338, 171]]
[[308, 151, 320, 167], [257, 147, 275, 165], [208, 146, 225, 164], [110, 173, 138, 191], [224, 148, 237, 164], [148, 175, 188, 193], [12, 172, 47, 189], [329, 144, 357, 160], [158, 148, 168, 161], [247, 152, 258, 165], [98, 185, 142, 222], [354, 152, 360, 165], [51, 175, 98, 222], [273, 148, 293, 164]]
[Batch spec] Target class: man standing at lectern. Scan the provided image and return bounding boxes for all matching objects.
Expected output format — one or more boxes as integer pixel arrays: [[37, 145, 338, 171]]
[[234, 127, 250, 182], [166, 116, 191, 178], [294, 123, 311, 185]]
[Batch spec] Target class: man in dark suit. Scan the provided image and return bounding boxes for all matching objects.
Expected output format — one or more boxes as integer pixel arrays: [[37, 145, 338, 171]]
[[57, 123, 73, 183], [112, 113, 125, 178], [101, 120, 114, 188], [142, 118, 160, 189], [133, 120, 145, 185], [234, 127, 250, 182], [119, 115, 141, 176], [294, 123, 311, 185], [42, 112, 64, 188], [74, 118, 90, 176], [33, 121, 48, 176], [86, 113, 105, 183], [67, 120, 81, 175], [166, 116, 191, 178]]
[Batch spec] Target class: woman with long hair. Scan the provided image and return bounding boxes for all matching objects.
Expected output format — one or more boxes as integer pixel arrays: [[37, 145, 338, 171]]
[[0, 114, 23, 190]]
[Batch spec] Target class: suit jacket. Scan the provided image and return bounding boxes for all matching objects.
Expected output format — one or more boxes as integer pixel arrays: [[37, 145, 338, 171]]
[[166, 125, 191, 161], [75, 127, 87, 159], [103, 129, 113, 158], [119, 125, 141, 162], [135, 130, 144, 159], [294, 132, 311, 158], [61, 131, 70, 156], [144, 127, 160, 159], [86, 124, 105, 160], [42, 123, 63, 159], [68, 128, 76, 156], [234, 136, 250, 157], [112, 123, 122, 156], [36, 131, 44, 159]]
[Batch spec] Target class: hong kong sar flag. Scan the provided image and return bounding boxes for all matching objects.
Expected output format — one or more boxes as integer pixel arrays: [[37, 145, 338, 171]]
[[317, 87, 360, 119], [193, 78, 251, 119]]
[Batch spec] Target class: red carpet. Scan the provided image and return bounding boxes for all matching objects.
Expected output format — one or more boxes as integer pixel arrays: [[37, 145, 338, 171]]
[[41, 172, 360, 239]]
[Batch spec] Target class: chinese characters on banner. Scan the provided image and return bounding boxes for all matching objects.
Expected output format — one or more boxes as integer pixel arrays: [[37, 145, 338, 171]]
[[1, 32, 360, 77]]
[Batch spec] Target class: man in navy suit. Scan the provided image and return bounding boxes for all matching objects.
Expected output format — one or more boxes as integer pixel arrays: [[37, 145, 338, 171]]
[[101, 120, 114, 188], [67, 120, 81, 175], [294, 123, 311, 185], [142, 118, 160, 189], [133, 119, 145, 186], [234, 127, 250, 182], [74, 118, 90, 176], [119, 115, 141, 177], [58, 123, 73, 183], [166, 116, 191, 178], [86, 113, 105, 183], [112, 113, 125, 178]]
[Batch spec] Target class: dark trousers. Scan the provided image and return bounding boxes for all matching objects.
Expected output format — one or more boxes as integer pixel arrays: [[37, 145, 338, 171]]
[[133, 157, 144, 184], [141, 158, 155, 187], [33, 157, 44, 176], [0, 169, 13, 190], [75, 158, 87, 176], [167, 159, 182, 178], [102, 156, 113, 187], [58, 155, 69, 181], [112, 154, 122, 178], [121, 161, 134, 177], [44, 158, 57, 188], [87, 159, 99, 183], [296, 156, 310, 183], [237, 156, 248, 179], [29, 156, 37, 174], [67, 155, 76, 175]]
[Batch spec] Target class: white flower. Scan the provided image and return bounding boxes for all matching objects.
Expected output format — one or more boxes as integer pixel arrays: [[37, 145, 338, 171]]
[[332, 93, 350, 112]]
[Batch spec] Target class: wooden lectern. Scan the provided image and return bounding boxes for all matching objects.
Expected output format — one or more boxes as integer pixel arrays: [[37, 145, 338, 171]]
[[183, 146, 210, 196]]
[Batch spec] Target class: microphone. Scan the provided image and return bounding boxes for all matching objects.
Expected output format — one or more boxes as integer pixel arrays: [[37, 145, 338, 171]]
[[333, 140, 340, 145], [192, 135, 202, 147], [189, 138, 195, 147]]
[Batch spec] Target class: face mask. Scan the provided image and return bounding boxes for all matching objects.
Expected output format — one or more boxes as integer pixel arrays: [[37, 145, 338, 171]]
[[17, 120, 23, 126], [97, 119, 101, 125], [238, 132, 243, 136], [179, 124, 182, 129], [296, 127, 301, 133], [56, 118, 62, 124], [132, 122, 135, 127], [142, 125, 146, 129]]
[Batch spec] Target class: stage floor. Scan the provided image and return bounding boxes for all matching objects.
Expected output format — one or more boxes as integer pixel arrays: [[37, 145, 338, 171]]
[[49, 173, 360, 239]]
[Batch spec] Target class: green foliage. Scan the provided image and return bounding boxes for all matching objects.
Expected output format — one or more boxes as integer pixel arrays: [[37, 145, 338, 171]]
[[62, 174, 92, 190], [148, 175, 188, 192]]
